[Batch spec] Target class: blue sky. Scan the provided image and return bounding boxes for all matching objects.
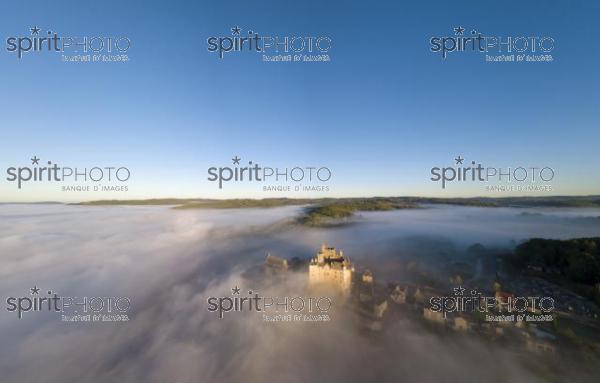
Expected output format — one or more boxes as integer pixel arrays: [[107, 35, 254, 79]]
[[0, 0, 599, 201]]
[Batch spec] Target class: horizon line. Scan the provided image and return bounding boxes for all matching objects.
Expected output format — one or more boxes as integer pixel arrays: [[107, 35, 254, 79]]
[[2, 193, 600, 205]]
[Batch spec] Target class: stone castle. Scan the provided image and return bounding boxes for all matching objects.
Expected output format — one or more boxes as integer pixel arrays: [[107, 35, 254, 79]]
[[308, 244, 354, 295]]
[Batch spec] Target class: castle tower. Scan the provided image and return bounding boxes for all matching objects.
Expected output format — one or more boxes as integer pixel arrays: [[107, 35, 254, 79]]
[[309, 244, 354, 296]]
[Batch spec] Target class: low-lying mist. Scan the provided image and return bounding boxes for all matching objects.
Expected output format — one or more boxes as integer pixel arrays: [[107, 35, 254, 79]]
[[1, 204, 599, 383]]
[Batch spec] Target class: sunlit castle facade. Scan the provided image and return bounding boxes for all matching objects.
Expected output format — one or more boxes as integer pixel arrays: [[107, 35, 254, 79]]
[[309, 244, 354, 296]]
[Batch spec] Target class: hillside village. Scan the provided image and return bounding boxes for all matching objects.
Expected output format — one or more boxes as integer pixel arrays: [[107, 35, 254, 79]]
[[264, 244, 600, 359]]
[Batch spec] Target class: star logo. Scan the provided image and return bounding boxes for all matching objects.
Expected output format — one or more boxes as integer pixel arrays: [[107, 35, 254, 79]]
[[231, 286, 241, 295], [30, 286, 40, 295], [231, 26, 241, 36], [454, 26, 465, 35], [31, 156, 40, 165], [453, 286, 465, 295], [232, 156, 241, 165], [454, 155, 464, 165], [30, 26, 41, 35]]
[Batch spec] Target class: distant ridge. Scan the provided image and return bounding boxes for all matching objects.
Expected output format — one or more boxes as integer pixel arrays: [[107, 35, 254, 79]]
[[75, 195, 600, 209]]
